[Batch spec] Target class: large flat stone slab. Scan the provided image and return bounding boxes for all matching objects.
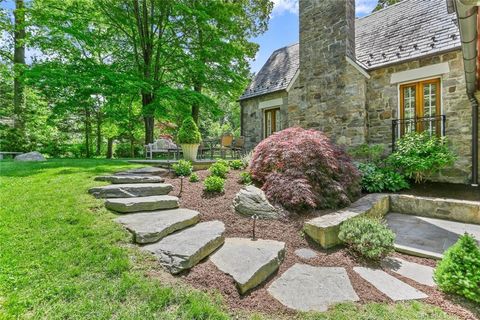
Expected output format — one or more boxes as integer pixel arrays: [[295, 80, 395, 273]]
[[304, 194, 389, 248], [386, 213, 480, 259], [390, 194, 480, 225], [143, 221, 225, 274], [381, 257, 435, 287], [95, 175, 164, 184], [115, 167, 168, 176], [210, 238, 285, 294], [115, 209, 200, 244], [89, 183, 173, 198], [353, 267, 427, 301], [267, 264, 359, 312], [105, 195, 179, 213]]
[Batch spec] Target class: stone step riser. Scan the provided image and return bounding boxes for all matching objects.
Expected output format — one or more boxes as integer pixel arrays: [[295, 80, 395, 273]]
[[89, 183, 173, 198], [95, 175, 164, 184], [105, 196, 179, 213]]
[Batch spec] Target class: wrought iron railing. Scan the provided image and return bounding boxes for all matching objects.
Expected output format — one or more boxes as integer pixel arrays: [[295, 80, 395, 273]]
[[391, 115, 446, 151]]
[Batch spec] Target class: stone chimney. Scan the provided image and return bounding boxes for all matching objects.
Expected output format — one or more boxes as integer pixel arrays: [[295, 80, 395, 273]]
[[295, 0, 367, 147]]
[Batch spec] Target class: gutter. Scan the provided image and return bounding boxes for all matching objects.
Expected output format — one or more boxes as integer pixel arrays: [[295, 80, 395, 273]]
[[454, 0, 479, 185]]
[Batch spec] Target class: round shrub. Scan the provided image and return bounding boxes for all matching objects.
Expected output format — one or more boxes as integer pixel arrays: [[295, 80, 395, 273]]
[[250, 127, 361, 210], [172, 160, 193, 177], [204, 175, 225, 193], [434, 234, 480, 303], [209, 160, 230, 178], [177, 116, 202, 144], [239, 172, 252, 185], [229, 159, 244, 170], [338, 217, 395, 260], [189, 172, 199, 182]]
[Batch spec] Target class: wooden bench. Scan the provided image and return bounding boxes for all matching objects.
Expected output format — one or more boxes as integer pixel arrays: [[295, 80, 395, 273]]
[[0, 152, 23, 160]]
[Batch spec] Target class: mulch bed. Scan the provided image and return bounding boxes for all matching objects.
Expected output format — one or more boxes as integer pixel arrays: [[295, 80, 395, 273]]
[[152, 170, 480, 320]]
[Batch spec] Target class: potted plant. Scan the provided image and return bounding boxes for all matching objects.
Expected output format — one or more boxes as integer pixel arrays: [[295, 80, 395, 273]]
[[177, 116, 202, 161]]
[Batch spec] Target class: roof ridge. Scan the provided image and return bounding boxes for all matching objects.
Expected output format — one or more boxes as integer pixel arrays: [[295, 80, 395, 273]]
[[272, 42, 299, 53], [356, 0, 407, 20]]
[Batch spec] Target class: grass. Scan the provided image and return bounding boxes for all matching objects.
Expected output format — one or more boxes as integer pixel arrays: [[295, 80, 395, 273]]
[[0, 159, 459, 319]]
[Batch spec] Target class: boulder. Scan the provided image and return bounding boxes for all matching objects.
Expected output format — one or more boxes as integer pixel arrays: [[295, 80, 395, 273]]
[[14, 151, 46, 162], [143, 221, 225, 274], [233, 185, 279, 219], [89, 183, 173, 198]]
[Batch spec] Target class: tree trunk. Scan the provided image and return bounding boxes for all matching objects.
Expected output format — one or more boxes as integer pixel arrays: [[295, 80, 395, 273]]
[[142, 93, 155, 144], [13, 0, 26, 130], [96, 110, 102, 155], [191, 84, 202, 124], [85, 106, 91, 158], [106, 138, 113, 159]]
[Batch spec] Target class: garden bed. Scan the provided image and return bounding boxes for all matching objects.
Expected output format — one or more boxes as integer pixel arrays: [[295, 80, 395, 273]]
[[154, 169, 480, 320]]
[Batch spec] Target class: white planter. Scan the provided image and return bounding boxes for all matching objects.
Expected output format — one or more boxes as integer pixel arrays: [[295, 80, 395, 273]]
[[181, 144, 199, 161]]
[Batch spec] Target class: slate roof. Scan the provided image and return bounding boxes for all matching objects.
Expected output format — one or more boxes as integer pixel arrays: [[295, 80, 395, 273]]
[[240, 0, 461, 101]]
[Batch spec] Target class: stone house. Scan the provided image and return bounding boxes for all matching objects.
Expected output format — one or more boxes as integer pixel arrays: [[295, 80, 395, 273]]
[[239, 0, 478, 185]]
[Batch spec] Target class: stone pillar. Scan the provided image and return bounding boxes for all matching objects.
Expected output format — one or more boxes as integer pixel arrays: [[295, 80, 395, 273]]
[[296, 0, 367, 147]]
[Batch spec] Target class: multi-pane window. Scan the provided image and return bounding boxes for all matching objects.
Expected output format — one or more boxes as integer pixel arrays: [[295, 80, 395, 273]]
[[399, 78, 441, 136]]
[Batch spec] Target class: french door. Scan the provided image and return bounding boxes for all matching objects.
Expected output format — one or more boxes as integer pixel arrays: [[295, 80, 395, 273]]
[[264, 108, 280, 138], [399, 78, 441, 136]]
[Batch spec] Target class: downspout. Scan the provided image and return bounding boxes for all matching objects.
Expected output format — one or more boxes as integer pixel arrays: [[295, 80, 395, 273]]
[[454, 0, 479, 185]]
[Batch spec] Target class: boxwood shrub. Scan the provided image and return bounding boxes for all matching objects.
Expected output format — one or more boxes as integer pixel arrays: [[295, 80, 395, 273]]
[[209, 160, 230, 178], [434, 234, 480, 303], [204, 175, 225, 193], [172, 160, 193, 177]]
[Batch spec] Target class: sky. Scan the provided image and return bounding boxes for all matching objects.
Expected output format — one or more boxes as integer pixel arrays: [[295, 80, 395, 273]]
[[249, 0, 379, 73]]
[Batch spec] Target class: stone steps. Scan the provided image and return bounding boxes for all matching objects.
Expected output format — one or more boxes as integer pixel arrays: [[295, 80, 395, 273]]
[[115, 209, 200, 244], [89, 183, 173, 198], [143, 221, 225, 274], [353, 267, 427, 301], [114, 167, 168, 176], [105, 195, 179, 213], [95, 175, 165, 184], [211, 238, 285, 294]]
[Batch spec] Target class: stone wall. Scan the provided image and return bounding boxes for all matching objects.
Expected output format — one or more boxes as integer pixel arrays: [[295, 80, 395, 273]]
[[367, 50, 472, 183], [240, 90, 289, 151]]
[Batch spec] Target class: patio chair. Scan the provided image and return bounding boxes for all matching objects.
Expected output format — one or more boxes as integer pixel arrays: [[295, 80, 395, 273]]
[[231, 136, 245, 158], [219, 134, 234, 159], [145, 138, 179, 159]]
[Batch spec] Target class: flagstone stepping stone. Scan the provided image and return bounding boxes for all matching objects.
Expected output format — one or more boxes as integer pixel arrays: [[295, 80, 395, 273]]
[[267, 264, 359, 312], [143, 221, 225, 274], [353, 267, 428, 301], [105, 195, 179, 213], [115, 209, 200, 244], [381, 257, 435, 287], [89, 183, 173, 198], [115, 167, 168, 176], [294, 248, 317, 260], [210, 238, 285, 294], [95, 175, 164, 184]]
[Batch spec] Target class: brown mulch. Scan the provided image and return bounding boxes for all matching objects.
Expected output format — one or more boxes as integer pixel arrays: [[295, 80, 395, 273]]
[[148, 170, 480, 320]]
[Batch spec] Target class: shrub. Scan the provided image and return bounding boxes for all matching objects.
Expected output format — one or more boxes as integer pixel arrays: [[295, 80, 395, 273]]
[[229, 159, 244, 170], [338, 217, 395, 260], [349, 144, 385, 164], [189, 172, 199, 182], [177, 116, 202, 144], [172, 160, 193, 177], [357, 162, 409, 193], [209, 160, 230, 178], [434, 234, 480, 302], [388, 132, 456, 183], [239, 172, 252, 185], [241, 150, 253, 168], [204, 175, 225, 193], [250, 127, 361, 210]]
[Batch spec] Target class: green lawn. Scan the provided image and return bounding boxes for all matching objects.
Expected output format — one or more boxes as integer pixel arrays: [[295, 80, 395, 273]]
[[0, 159, 458, 319]]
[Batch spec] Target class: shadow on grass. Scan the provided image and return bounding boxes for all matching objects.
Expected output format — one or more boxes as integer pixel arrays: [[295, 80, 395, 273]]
[[0, 158, 139, 178]]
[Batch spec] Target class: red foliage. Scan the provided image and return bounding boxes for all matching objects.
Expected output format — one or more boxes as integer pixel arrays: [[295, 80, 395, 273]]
[[250, 127, 361, 210]]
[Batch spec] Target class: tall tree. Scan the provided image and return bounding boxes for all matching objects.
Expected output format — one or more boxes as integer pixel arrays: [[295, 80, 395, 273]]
[[13, 0, 26, 130], [373, 0, 401, 12]]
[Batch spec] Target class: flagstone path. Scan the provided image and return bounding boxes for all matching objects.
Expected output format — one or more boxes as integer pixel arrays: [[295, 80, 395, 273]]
[[89, 168, 438, 311]]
